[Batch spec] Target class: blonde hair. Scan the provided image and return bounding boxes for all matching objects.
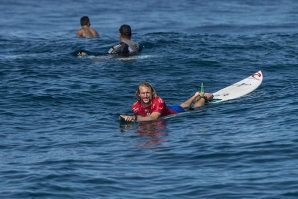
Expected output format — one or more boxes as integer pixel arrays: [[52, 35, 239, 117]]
[[135, 82, 157, 100]]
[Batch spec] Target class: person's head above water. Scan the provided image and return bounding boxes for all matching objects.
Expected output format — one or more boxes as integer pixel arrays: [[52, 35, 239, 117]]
[[80, 16, 90, 26], [119, 24, 132, 39], [135, 82, 157, 102]]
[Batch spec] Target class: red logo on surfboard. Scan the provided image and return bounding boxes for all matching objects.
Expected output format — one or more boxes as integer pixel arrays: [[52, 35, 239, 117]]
[[252, 72, 261, 78]]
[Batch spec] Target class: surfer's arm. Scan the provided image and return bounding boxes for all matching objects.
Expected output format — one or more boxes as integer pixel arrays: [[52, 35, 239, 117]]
[[120, 112, 161, 122], [135, 112, 161, 122]]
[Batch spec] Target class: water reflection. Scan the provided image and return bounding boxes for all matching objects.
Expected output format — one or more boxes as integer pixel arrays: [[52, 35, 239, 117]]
[[120, 119, 168, 147]]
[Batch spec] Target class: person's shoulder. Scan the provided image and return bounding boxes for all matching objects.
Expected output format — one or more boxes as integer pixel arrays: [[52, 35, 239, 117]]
[[130, 40, 142, 52], [108, 43, 122, 54], [90, 28, 99, 37], [153, 96, 164, 103], [123, 40, 139, 46], [137, 44, 142, 52], [108, 42, 128, 54], [76, 29, 84, 37], [132, 100, 141, 106]]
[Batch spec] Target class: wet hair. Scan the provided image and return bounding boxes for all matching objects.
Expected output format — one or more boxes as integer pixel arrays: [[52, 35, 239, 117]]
[[80, 16, 90, 26], [135, 82, 157, 100], [119, 24, 132, 38]]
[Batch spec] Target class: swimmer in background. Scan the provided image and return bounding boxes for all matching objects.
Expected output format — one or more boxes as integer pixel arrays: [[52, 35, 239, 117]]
[[108, 24, 141, 55], [76, 16, 99, 38]]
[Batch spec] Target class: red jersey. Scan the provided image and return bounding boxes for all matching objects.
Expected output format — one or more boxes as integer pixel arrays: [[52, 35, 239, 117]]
[[132, 96, 177, 117]]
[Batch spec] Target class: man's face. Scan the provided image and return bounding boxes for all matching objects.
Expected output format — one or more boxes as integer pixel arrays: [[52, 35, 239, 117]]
[[138, 85, 152, 106]]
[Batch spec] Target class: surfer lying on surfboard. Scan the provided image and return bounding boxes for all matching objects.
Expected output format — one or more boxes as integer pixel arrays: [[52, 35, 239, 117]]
[[120, 82, 213, 122]]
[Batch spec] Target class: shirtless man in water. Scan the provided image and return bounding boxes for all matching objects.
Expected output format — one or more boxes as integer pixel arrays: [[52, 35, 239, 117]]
[[76, 16, 99, 38], [120, 82, 214, 122]]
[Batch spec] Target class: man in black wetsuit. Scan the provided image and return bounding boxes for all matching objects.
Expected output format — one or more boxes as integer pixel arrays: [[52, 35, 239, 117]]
[[78, 24, 141, 56], [108, 24, 141, 55]]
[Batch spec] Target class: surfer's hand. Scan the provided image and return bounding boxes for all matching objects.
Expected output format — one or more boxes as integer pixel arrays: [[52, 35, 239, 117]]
[[78, 51, 88, 56], [120, 115, 135, 121]]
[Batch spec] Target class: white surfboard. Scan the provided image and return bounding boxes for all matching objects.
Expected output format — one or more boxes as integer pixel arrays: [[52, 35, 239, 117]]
[[210, 71, 263, 103]]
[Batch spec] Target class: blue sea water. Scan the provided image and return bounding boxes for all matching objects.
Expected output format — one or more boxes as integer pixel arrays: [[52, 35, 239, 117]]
[[1, 0, 298, 198]]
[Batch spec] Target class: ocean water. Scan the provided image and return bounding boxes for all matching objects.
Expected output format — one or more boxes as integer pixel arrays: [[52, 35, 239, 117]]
[[1, 0, 298, 198]]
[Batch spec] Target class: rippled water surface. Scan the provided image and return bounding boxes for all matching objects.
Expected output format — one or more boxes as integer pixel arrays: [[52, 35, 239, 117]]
[[1, 0, 298, 198]]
